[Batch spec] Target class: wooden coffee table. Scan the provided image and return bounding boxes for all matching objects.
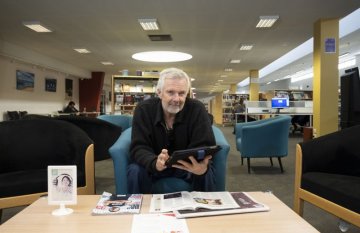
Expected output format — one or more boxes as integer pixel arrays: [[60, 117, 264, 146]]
[[0, 192, 319, 233]]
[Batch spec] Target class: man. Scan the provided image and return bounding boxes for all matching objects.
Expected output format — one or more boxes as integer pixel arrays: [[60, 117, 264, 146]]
[[128, 68, 216, 193]]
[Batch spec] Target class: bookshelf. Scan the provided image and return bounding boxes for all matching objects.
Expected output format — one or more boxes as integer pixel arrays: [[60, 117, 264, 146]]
[[222, 94, 249, 125], [111, 75, 158, 115]]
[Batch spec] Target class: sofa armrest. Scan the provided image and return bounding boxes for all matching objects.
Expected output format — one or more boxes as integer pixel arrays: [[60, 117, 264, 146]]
[[109, 127, 132, 194], [212, 125, 230, 191]]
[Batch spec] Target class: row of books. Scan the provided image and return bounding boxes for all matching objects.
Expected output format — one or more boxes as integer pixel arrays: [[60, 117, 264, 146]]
[[92, 191, 269, 218], [115, 93, 155, 105]]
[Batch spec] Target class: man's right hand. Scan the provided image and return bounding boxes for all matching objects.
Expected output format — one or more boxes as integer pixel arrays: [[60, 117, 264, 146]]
[[156, 149, 170, 171]]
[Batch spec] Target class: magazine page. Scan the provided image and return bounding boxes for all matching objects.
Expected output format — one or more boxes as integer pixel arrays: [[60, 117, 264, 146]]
[[92, 191, 143, 215], [149, 191, 195, 213], [190, 191, 240, 210], [174, 192, 270, 218], [149, 191, 239, 213]]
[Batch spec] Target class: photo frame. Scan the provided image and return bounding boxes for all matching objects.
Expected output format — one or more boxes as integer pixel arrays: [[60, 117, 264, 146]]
[[48, 165, 77, 206], [65, 78, 73, 99], [45, 78, 57, 92], [16, 70, 34, 91]]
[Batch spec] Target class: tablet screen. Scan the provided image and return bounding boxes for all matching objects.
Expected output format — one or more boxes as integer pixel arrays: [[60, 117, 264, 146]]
[[165, 145, 221, 167]]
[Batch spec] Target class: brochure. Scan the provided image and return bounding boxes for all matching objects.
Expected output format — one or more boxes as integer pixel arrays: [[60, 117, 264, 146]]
[[149, 191, 240, 213], [174, 192, 270, 218], [131, 214, 189, 233], [92, 191, 143, 215]]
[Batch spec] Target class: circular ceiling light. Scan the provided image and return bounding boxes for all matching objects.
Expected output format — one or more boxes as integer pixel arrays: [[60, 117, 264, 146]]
[[132, 51, 192, 62]]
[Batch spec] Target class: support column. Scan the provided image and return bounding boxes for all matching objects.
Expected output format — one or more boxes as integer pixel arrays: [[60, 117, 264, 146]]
[[249, 70, 259, 101], [313, 18, 339, 137], [229, 84, 237, 94]]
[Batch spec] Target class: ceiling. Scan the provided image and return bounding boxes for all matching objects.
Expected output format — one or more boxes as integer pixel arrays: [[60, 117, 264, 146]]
[[0, 0, 359, 98]]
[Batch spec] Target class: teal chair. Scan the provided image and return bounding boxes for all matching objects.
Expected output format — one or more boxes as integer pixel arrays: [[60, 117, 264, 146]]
[[235, 115, 291, 173], [97, 114, 133, 132], [109, 125, 230, 194]]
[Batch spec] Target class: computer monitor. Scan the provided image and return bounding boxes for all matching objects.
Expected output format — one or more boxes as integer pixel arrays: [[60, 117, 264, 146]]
[[271, 97, 289, 109]]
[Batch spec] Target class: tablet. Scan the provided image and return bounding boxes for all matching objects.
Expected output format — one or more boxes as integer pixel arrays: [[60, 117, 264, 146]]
[[165, 145, 222, 167]]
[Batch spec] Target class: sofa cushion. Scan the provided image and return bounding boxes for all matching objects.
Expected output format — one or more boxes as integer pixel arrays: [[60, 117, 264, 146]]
[[302, 172, 360, 213], [0, 169, 86, 198]]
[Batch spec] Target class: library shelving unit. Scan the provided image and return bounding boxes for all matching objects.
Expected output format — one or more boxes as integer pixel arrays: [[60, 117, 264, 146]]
[[222, 94, 249, 126], [111, 75, 158, 115], [273, 90, 313, 101]]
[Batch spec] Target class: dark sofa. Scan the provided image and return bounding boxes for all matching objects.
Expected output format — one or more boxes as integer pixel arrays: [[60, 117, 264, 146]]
[[54, 115, 122, 161], [294, 125, 360, 229], [0, 119, 95, 213]]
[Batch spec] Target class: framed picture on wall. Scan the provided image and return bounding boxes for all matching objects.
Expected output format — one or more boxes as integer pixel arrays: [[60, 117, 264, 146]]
[[45, 78, 57, 92], [16, 70, 34, 91], [65, 78, 73, 99]]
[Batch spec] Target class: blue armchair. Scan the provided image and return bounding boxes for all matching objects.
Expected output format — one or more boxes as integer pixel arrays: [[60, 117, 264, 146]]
[[235, 115, 291, 173], [97, 114, 133, 132], [109, 125, 230, 194]]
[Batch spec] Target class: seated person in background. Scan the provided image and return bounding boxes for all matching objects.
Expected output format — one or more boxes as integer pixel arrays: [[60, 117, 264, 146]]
[[128, 67, 216, 193], [63, 101, 79, 115], [291, 115, 310, 133]]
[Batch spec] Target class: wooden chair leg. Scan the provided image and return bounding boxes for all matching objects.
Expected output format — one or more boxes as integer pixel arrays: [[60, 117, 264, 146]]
[[278, 157, 284, 173], [247, 158, 251, 174], [269, 157, 273, 166]]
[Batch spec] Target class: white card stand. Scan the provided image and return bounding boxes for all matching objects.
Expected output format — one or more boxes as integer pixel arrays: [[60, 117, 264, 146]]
[[52, 203, 73, 216]]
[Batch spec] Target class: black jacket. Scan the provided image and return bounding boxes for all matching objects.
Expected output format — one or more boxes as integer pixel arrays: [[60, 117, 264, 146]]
[[130, 97, 215, 174]]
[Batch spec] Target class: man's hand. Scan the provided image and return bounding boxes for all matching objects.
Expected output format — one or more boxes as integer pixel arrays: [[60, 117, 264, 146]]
[[172, 155, 212, 175], [156, 149, 170, 171]]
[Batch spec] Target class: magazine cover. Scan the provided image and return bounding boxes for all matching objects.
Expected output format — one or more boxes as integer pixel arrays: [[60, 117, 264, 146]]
[[92, 191, 143, 215]]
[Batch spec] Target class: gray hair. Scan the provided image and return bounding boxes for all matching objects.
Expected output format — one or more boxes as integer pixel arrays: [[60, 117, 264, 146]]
[[156, 68, 191, 94]]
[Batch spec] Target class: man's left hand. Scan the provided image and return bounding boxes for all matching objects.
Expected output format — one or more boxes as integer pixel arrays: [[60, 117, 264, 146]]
[[172, 155, 212, 175]]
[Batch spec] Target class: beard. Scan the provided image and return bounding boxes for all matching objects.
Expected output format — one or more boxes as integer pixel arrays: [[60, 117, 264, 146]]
[[163, 102, 184, 114]]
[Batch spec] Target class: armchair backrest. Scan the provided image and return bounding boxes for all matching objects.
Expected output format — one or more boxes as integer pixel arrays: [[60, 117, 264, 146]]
[[299, 125, 360, 176], [97, 114, 133, 131], [109, 125, 230, 194], [235, 115, 291, 157]]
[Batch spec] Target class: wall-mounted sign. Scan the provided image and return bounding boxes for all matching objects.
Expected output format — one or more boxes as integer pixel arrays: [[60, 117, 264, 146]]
[[325, 38, 336, 53]]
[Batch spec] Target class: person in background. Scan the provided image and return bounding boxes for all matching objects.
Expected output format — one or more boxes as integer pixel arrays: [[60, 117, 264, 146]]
[[128, 67, 216, 194], [63, 101, 79, 114]]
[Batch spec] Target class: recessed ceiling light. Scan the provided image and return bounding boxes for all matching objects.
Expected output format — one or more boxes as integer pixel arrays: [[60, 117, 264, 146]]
[[74, 48, 91, 54], [256, 15, 279, 28], [220, 75, 227, 78], [132, 51, 192, 62], [101, 62, 114, 65], [224, 68, 233, 72], [138, 19, 159, 31], [230, 59, 241, 63], [240, 44, 254, 50], [23, 21, 52, 32]]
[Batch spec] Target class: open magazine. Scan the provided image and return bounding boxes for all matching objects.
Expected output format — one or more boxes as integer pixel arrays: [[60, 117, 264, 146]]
[[92, 191, 143, 215], [149, 191, 240, 213], [174, 192, 270, 218]]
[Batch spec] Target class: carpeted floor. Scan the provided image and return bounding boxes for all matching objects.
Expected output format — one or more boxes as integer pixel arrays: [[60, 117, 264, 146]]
[[1, 126, 359, 232]]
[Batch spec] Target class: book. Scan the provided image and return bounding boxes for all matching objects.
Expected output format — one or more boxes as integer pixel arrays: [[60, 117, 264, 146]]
[[92, 191, 143, 215], [149, 191, 241, 213], [174, 192, 270, 218]]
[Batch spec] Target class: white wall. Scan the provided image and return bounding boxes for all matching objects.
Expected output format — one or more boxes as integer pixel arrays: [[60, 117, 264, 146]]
[[0, 55, 80, 121]]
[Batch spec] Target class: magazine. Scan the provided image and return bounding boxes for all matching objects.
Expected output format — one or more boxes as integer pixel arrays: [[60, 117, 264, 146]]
[[174, 192, 270, 218], [149, 191, 240, 213], [92, 191, 143, 215]]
